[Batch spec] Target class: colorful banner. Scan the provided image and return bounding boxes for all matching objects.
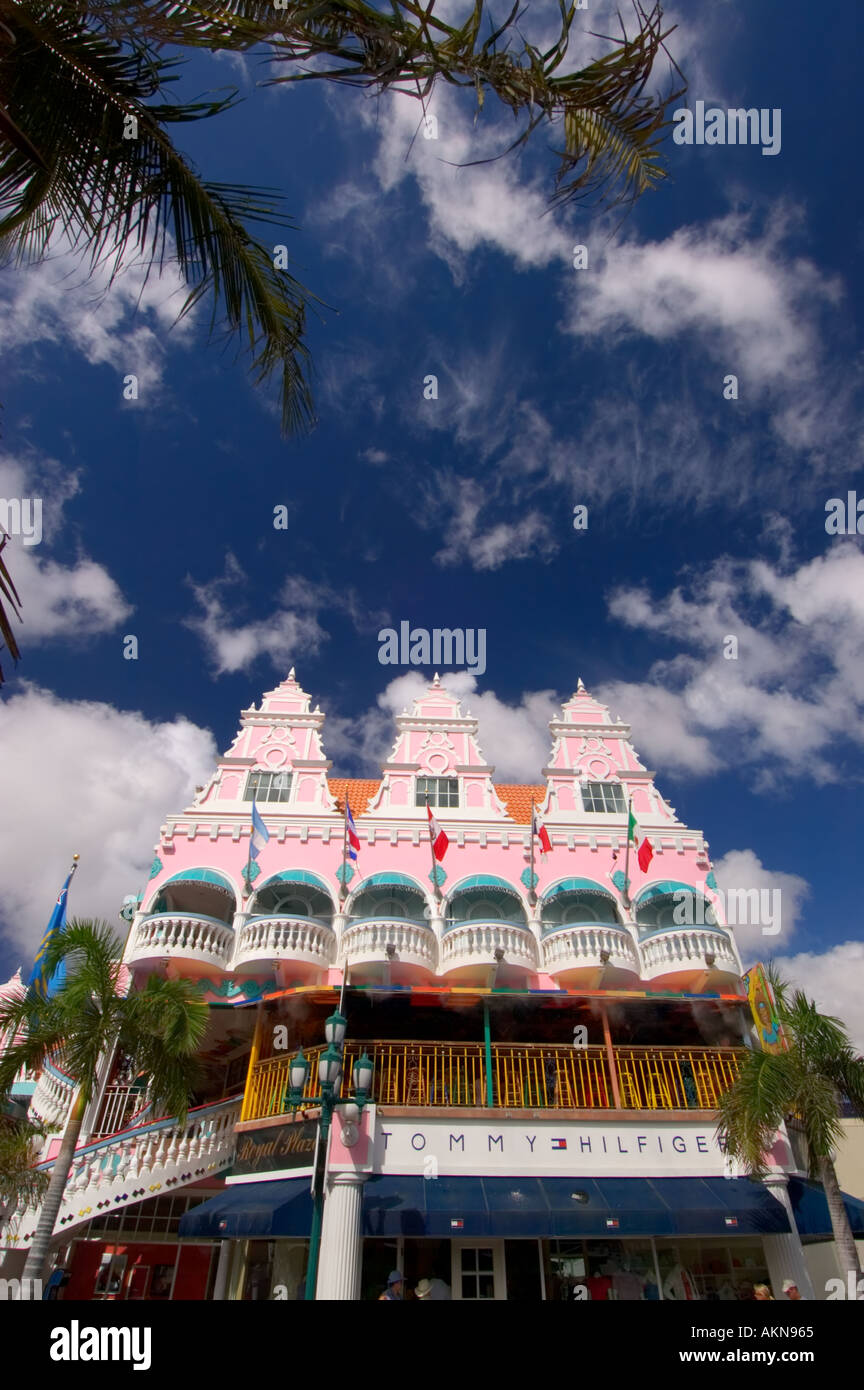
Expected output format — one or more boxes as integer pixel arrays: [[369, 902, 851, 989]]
[[742, 963, 784, 1052]]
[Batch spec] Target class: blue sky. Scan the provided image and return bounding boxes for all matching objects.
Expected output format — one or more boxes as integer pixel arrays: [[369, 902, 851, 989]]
[[1, 1, 862, 1040]]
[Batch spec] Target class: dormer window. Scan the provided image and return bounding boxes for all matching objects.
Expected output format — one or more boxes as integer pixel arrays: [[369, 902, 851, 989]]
[[582, 781, 626, 813], [244, 771, 292, 803], [416, 776, 459, 808]]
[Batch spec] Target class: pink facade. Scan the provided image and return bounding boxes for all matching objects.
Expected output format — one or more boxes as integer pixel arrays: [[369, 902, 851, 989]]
[[126, 672, 742, 1000]]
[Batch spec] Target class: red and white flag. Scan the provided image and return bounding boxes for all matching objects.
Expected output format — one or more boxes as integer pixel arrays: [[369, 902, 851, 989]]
[[532, 808, 552, 856], [637, 837, 654, 873], [427, 804, 449, 861]]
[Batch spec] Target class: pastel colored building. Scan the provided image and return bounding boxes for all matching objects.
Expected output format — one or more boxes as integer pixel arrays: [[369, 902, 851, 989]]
[[2, 672, 861, 1301]]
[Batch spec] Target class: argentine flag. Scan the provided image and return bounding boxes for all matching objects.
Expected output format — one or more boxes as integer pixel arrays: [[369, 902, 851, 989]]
[[250, 801, 270, 860]]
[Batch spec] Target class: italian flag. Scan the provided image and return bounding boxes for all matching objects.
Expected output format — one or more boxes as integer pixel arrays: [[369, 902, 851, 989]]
[[427, 804, 449, 861], [628, 806, 654, 873]]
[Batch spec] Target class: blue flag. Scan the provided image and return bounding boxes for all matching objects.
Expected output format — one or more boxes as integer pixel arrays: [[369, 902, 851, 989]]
[[249, 801, 270, 860], [27, 869, 74, 998]]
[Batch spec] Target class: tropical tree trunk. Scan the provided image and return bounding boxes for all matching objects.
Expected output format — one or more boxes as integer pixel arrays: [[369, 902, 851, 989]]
[[21, 1089, 85, 1286], [818, 1154, 862, 1286]]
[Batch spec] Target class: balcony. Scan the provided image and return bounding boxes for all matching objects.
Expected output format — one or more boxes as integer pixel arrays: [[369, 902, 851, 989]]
[[639, 927, 740, 990], [340, 917, 437, 980], [241, 1040, 746, 1121], [439, 921, 538, 982], [234, 915, 336, 976], [126, 912, 234, 971], [541, 924, 640, 986]]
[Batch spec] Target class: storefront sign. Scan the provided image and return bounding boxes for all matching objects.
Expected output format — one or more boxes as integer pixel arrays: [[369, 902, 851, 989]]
[[373, 1117, 737, 1179], [231, 1121, 318, 1179]]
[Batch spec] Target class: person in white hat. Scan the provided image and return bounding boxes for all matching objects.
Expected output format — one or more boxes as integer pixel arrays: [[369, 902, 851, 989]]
[[782, 1280, 803, 1300], [415, 1276, 451, 1300]]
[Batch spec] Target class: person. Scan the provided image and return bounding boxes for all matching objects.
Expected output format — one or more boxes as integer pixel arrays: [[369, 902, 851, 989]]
[[753, 1284, 774, 1300], [782, 1279, 803, 1300], [415, 1276, 451, 1300], [379, 1270, 404, 1301]]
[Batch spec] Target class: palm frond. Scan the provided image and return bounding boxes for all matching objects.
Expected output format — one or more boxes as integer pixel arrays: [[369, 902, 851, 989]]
[[0, 3, 319, 433], [90, 0, 685, 211], [0, 526, 22, 686]]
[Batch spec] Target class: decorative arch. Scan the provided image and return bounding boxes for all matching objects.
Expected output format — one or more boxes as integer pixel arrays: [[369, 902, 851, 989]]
[[347, 871, 431, 923], [542, 877, 616, 902], [145, 866, 238, 923], [251, 868, 337, 920]]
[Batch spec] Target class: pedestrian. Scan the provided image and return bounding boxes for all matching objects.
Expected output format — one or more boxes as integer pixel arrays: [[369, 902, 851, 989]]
[[415, 1276, 451, 1301], [379, 1270, 404, 1301], [753, 1284, 774, 1301], [782, 1279, 803, 1300]]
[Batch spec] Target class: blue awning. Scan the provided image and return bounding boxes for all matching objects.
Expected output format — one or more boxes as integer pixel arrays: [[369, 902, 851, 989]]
[[163, 868, 234, 894], [788, 1179, 864, 1239], [543, 878, 616, 901], [179, 1179, 313, 1239], [256, 870, 333, 896], [182, 1175, 790, 1240]]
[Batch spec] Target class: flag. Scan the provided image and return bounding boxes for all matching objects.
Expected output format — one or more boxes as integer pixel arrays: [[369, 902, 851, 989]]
[[346, 804, 361, 861], [532, 808, 552, 856], [628, 804, 653, 873], [27, 869, 74, 998], [249, 801, 270, 860], [551, 1137, 567, 1151], [427, 804, 449, 861], [637, 838, 654, 873]]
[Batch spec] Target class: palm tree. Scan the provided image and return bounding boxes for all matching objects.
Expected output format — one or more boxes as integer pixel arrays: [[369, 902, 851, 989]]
[[0, 919, 208, 1284], [717, 975, 864, 1284], [0, 1115, 50, 1225], [0, 525, 21, 687]]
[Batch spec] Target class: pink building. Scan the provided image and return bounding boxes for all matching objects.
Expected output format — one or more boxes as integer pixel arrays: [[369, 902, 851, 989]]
[[3, 672, 842, 1302]]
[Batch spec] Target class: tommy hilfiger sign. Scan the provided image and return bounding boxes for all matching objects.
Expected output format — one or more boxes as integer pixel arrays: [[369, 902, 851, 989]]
[[373, 1118, 737, 1180]]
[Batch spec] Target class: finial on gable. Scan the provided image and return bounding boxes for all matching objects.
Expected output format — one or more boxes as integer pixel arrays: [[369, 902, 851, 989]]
[[288, 667, 296, 680], [576, 677, 586, 693], [432, 672, 441, 687]]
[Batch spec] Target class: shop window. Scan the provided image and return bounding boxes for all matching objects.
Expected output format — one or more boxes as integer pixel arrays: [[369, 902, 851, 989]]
[[459, 1246, 496, 1300]]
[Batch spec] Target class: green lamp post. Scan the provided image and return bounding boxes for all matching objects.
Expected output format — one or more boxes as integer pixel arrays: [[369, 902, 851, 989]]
[[282, 1017, 373, 1300]]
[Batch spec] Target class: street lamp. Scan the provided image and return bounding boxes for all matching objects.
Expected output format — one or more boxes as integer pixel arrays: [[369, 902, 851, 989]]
[[281, 1023, 374, 1301]]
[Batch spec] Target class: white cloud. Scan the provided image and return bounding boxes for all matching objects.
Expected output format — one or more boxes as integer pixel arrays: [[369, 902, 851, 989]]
[[430, 476, 555, 570], [0, 236, 192, 398], [775, 942, 864, 1052], [596, 543, 864, 783], [712, 848, 810, 961], [567, 208, 842, 391], [186, 558, 388, 677], [0, 451, 132, 646], [0, 686, 217, 960]]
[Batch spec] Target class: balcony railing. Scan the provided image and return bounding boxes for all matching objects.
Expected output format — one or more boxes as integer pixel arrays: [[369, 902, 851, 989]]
[[240, 1041, 746, 1121]]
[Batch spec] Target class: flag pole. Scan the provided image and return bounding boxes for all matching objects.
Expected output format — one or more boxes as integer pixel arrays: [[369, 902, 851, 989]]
[[622, 797, 633, 910], [528, 808, 537, 908], [425, 796, 442, 906], [339, 799, 350, 904], [338, 799, 350, 1015]]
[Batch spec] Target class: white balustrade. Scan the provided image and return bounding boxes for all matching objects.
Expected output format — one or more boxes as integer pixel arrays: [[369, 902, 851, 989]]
[[639, 928, 740, 978], [542, 925, 640, 974], [29, 1060, 77, 1128], [127, 912, 234, 968], [340, 918, 437, 970], [440, 921, 538, 970], [5, 1097, 241, 1249], [234, 915, 336, 968]]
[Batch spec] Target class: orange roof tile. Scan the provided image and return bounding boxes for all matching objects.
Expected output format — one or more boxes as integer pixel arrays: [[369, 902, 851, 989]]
[[328, 778, 380, 816], [495, 784, 545, 825], [327, 779, 545, 823]]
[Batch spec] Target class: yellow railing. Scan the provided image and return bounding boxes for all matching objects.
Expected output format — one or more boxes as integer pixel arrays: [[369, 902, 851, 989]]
[[616, 1046, 743, 1110], [241, 1041, 745, 1122]]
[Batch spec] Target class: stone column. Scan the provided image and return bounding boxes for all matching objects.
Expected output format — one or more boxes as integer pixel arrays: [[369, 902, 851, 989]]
[[315, 1173, 368, 1301], [762, 1175, 816, 1300], [212, 1239, 233, 1300]]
